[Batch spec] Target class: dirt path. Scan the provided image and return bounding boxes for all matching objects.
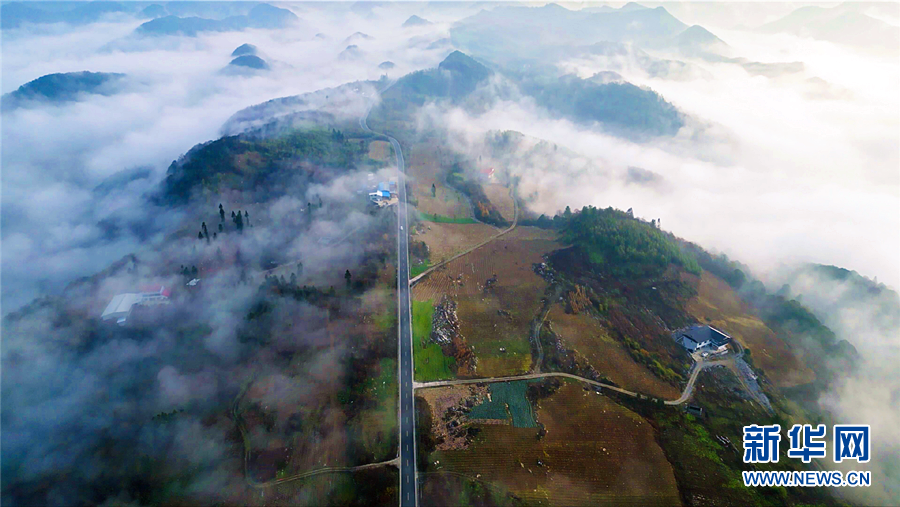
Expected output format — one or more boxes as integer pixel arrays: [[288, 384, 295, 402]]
[[529, 285, 562, 374], [410, 187, 518, 286], [247, 458, 399, 489]]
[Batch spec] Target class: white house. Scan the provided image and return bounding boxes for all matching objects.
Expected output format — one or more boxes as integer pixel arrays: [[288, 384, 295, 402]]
[[101, 286, 171, 325]]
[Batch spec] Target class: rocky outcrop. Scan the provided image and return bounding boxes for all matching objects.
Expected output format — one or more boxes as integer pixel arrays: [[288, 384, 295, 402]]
[[431, 296, 476, 376]]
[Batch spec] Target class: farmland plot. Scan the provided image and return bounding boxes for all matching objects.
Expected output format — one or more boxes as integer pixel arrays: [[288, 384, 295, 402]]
[[407, 140, 472, 219], [430, 380, 680, 506], [547, 305, 680, 400], [686, 271, 815, 387], [413, 222, 498, 264], [414, 227, 560, 377], [367, 140, 392, 163]]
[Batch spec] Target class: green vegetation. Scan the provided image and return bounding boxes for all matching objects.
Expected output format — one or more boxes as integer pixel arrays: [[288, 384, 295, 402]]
[[412, 300, 456, 381], [163, 128, 369, 203], [410, 261, 430, 278], [2, 71, 125, 111], [520, 75, 684, 137], [561, 205, 701, 278], [621, 336, 683, 384], [419, 213, 476, 224], [468, 380, 538, 428], [392, 51, 492, 104], [445, 163, 508, 226]]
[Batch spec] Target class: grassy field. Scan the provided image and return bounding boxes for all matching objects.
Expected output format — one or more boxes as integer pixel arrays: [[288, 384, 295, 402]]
[[367, 140, 393, 163], [414, 227, 559, 377], [686, 271, 815, 387], [258, 466, 399, 506], [405, 140, 473, 219], [412, 299, 456, 381], [410, 261, 430, 278], [419, 213, 477, 224], [430, 380, 679, 506], [546, 305, 680, 399]]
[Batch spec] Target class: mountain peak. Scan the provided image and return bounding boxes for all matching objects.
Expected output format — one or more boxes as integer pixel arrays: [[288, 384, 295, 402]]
[[402, 15, 431, 27]]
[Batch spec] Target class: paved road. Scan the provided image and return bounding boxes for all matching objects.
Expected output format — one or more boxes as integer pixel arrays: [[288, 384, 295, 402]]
[[360, 87, 418, 507], [414, 359, 735, 407]]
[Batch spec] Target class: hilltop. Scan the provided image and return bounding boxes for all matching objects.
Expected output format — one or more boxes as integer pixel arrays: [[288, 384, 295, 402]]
[[2, 71, 126, 111]]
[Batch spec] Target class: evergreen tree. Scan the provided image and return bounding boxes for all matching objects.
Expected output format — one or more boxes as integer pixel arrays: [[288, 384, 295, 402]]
[[344, 269, 352, 288], [198, 231, 203, 240], [218, 223, 223, 233], [431, 183, 436, 197], [219, 204, 225, 222], [191, 265, 198, 277], [202, 222, 208, 237], [564, 206, 572, 219]]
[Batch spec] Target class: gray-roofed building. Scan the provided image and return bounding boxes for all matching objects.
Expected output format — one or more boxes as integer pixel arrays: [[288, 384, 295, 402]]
[[674, 325, 732, 352]]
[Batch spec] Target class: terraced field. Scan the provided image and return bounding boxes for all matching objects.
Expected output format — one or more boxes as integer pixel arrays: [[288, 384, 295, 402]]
[[413, 227, 560, 377], [429, 380, 680, 506], [547, 305, 680, 399], [686, 271, 815, 387]]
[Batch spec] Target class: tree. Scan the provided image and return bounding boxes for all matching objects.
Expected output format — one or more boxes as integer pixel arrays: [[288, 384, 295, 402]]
[[198, 231, 203, 240], [219, 204, 225, 222], [318, 196, 323, 208], [344, 269, 352, 288], [213, 232, 217, 240], [231, 210, 236, 218], [563, 206, 572, 219], [218, 223, 223, 233], [191, 265, 198, 277], [244, 210, 249, 227], [202, 222, 208, 237], [290, 272, 297, 285], [651, 219, 656, 228], [431, 183, 436, 197]]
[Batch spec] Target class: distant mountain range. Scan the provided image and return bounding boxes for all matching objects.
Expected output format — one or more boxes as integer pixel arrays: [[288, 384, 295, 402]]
[[134, 4, 298, 36], [758, 2, 899, 54], [450, 3, 689, 65], [2, 71, 126, 112], [1, 1, 129, 29]]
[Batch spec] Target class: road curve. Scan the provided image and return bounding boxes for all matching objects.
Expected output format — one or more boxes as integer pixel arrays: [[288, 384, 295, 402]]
[[413, 362, 732, 407], [360, 83, 418, 507]]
